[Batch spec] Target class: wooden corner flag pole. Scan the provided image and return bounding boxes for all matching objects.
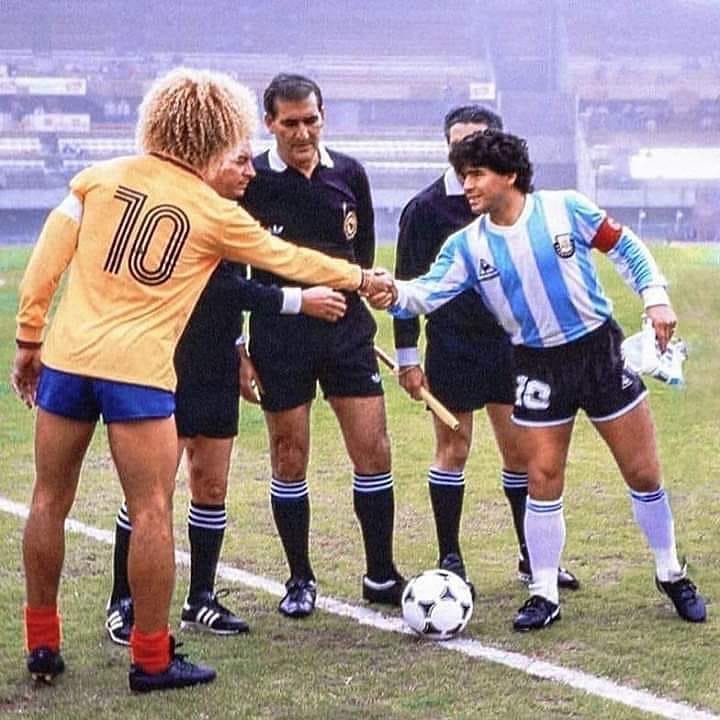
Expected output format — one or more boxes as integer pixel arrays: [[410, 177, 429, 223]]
[[374, 345, 460, 432]]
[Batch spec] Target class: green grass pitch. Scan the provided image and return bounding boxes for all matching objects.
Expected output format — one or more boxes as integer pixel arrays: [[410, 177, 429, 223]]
[[0, 244, 718, 719]]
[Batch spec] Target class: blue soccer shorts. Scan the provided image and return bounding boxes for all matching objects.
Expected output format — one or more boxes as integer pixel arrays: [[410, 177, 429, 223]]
[[36, 365, 175, 423]]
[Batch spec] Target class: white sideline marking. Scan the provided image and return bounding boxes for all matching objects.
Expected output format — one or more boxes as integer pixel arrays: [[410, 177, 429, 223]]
[[1, 494, 716, 720]]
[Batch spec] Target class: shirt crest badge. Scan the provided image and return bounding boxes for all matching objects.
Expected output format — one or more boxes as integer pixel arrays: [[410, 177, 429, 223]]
[[343, 210, 358, 241], [553, 233, 576, 258]]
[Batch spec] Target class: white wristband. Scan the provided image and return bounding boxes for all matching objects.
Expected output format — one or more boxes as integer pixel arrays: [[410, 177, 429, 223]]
[[396, 346, 420, 367], [281, 287, 303, 314], [641, 286, 670, 309], [235, 335, 247, 348]]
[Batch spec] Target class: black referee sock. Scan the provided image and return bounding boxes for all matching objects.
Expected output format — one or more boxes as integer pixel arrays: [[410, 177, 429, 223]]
[[187, 502, 227, 602], [502, 469, 530, 560], [353, 471, 395, 581], [109, 502, 132, 604], [270, 478, 314, 581], [428, 467, 465, 560]]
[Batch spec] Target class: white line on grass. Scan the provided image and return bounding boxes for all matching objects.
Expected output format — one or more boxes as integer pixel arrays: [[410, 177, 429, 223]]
[[1, 494, 715, 720]]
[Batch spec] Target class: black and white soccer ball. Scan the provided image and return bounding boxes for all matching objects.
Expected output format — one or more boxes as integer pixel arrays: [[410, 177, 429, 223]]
[[401, 569, 473, 640]]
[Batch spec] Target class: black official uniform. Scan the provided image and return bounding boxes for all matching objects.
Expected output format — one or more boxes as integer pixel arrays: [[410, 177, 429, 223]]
[[174, 261, 284, 437], [241, 145, 382, 412], [394, 168, 513, 411]]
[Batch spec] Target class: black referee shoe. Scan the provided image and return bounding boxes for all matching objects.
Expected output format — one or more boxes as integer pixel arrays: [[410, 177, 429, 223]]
[[180, 590, 250, 635], [439, 553, 476, 601], [27, 647, 65, 684], [278, 577, 317, 619], [362, 567, 406, 606], [128, 637, 216, 693]]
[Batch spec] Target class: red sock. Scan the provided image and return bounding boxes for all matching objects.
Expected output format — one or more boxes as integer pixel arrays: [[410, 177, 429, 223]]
[[25, 605, 62, 653], [130, 627, 171, 674]]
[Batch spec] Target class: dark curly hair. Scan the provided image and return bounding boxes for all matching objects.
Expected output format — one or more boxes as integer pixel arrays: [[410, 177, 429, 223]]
[[443, 105, 503, 142], [449, 129, 534, 193]]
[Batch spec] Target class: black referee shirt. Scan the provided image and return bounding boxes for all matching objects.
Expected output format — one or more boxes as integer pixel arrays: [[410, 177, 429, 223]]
[[241, 145, 375, 289], [393, 171, 505, 351], [174, 261, 283, 386]]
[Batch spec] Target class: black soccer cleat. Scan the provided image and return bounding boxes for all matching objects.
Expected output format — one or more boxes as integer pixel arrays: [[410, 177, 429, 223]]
[[105, 596, 133, 646], [180, 589, 250, 635], [278, 577, 317, 619], [656, 574, 706, 623], [362, 567, 406, 606], [517, 557, 580, 591], [128, 637, 216, 693], [27, 646, 65, 684], [439, 553, 476, 601], [513, 595, 561, 632]]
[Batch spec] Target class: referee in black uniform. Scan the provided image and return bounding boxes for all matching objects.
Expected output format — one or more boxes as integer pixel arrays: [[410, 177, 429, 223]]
[[241, 73, 405, 618], [105, 264, 349, 642], [393, 105, 580, 591]]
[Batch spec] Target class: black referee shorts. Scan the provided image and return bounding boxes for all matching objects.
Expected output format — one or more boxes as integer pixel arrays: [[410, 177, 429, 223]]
[[249, 296, 383, 413], [425, 327, 515, 412], [174, 377, 240, 439]]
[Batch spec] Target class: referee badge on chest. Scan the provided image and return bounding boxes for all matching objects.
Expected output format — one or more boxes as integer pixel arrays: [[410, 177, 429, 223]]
[[553, 233, 576, 258], [343, 208, 358, 241]]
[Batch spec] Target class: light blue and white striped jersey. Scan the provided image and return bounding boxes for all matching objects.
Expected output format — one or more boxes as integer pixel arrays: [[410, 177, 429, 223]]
[[391, 190, 668, 348]]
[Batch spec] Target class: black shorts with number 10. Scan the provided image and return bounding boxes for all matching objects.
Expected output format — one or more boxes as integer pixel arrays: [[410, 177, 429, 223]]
[[249, 293, 383, 412], [512, 319, 647, 427]]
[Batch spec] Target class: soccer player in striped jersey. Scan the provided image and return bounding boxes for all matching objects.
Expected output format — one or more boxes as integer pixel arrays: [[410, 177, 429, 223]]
[[12, 67, 393, 692], [386, 129, 706, 631], [393, 105, 578, 593]]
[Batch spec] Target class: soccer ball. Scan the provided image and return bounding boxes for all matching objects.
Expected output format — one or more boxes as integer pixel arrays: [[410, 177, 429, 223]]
[[401, 569, 473, 640]]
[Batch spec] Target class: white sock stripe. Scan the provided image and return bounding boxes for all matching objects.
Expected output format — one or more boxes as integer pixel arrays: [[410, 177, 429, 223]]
[[502, 471, 529, 489], [428, 469, 465, 486], [527, 498, 564, 514], [630, 488, 666, 503], [271, 478, 309, 500], [188, 518, 226, 530], [116, 517, 133, 532], [353, 479, 394, 494], [116, 504, 132, 531], [188, 504, 226, 517], [188, 507, 227, 528]]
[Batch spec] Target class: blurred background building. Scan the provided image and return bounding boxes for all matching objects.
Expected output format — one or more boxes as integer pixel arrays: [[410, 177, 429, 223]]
[[1, 0, 719, 242]]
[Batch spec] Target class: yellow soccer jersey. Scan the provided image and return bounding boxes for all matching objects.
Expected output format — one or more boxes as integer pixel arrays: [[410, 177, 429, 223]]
[[16, 154, 363, 390]]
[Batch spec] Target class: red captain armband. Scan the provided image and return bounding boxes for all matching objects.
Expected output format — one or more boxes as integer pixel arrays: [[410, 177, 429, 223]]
[[16, 339, 42, 349], [592, 216, 623, 253]]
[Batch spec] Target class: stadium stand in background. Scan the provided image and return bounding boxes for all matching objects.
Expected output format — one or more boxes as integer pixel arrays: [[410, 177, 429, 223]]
[[1, 0, 719, 243]]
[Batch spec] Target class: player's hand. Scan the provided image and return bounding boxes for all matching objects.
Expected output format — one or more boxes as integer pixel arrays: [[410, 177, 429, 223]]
[[300, 286, 347, 322], [362, 269, 397, 309], [645, 304, 677, 353], [238, 346, 264, 404], [398, 365, 427, 401], [11, 346, 42, 408]]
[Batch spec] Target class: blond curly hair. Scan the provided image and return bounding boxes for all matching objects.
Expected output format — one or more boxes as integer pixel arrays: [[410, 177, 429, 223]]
[[136, 67, 258, 172]]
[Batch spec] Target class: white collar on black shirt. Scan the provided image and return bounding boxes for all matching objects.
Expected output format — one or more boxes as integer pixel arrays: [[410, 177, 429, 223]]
[[268, 142, 335, 172], [443, 167, 464, 196]]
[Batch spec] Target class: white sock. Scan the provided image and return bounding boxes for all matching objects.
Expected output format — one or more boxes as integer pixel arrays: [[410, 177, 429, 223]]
[[630, 488, 683, 582], [525, 497, 565, 605]]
